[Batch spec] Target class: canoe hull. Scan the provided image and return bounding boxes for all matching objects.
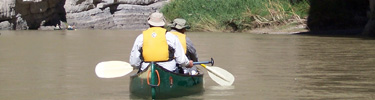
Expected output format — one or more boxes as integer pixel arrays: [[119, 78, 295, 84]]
[[130, 63, 204, 99]]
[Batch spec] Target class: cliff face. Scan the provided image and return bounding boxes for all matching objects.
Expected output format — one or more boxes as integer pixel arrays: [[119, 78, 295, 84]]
[[0, 0, 15, 30], [0, 0, 65, 30], [64, 0, 166, 30], [0, 0, 167, 30], [305, 0, 375, 36], [363, 0, 375, 36], [307, 0, 369, 31], [17, 0, 66, 29]]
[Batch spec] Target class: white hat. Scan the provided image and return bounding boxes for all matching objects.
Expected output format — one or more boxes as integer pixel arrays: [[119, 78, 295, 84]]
[[148, 12, 166, 26]]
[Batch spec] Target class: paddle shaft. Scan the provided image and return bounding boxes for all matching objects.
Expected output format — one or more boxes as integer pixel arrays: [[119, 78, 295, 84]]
[[193, 61, 211, 65], [193, 58, 214, 66]]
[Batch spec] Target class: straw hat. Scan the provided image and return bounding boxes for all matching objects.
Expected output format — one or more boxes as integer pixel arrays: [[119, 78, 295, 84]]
[[170, 18, 189, 29], [148, 12, 166, 26]]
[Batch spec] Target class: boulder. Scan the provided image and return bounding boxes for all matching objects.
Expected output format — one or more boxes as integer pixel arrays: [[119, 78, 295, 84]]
[[0, 21, 13, 30]]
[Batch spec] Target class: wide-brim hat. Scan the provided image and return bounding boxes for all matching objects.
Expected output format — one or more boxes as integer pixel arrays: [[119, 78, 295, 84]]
[[169, 18, 189, 29], [148, 12, 166, 26]]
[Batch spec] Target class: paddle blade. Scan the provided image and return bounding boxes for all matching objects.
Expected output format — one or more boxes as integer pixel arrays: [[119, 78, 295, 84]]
[[95, 61, 133, 78], [206, 66, 235, 86]]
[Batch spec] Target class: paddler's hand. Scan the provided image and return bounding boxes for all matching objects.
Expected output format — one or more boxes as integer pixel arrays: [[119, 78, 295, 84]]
[[186, 60, 193, 68]]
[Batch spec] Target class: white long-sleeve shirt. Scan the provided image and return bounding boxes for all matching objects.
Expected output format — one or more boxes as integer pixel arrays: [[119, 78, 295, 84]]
[[129, 31, 190, 71]]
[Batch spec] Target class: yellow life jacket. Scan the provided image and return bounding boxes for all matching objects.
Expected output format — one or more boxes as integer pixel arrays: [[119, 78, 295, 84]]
[[170, 31, 187, 54], [142, 27, 170, 62]]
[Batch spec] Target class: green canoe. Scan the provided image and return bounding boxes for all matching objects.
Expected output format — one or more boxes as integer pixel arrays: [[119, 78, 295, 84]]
[[129, 62, 204, 99]]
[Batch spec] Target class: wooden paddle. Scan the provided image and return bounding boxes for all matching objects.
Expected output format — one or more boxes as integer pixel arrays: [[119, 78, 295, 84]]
[[95, 61, 133, 78], [95, 60, 214, 78], [200, 64, 234, 86], [194, 58, 234, 86], [95, 59, 235, 86], [94, 60, 211, 78]]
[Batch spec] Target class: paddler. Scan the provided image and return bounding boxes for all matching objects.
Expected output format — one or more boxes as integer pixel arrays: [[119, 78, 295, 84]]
[[168, 18, 199, 75], [129, 12, 193, 73]]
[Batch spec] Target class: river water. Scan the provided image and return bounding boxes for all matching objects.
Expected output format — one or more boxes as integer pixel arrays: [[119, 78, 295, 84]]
[[0, 30, 374, 100]]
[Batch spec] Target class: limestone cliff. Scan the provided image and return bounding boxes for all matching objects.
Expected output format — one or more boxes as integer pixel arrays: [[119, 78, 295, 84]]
[[65, 0, 167, 30], [0, 0, 167, 30], [0, 0, 65, 30], [0, 0, 15, 30]]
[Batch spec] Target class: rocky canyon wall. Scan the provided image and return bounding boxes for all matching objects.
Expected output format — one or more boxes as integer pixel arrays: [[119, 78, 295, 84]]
[[0, 0, 167, 30], [64, 0, 167, 30], [0, 0, 65, 30]]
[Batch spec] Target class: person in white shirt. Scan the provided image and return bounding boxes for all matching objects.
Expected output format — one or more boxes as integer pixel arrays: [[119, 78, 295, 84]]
[[129, 12, 193, 72]]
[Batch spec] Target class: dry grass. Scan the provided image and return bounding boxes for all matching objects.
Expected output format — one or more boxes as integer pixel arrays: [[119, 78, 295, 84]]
[[240, 0, 308, 33], [191, 15, 223, 32]]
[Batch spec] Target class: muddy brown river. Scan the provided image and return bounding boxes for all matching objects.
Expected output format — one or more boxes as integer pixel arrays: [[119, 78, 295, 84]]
[[0, 30, 374, 100]]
